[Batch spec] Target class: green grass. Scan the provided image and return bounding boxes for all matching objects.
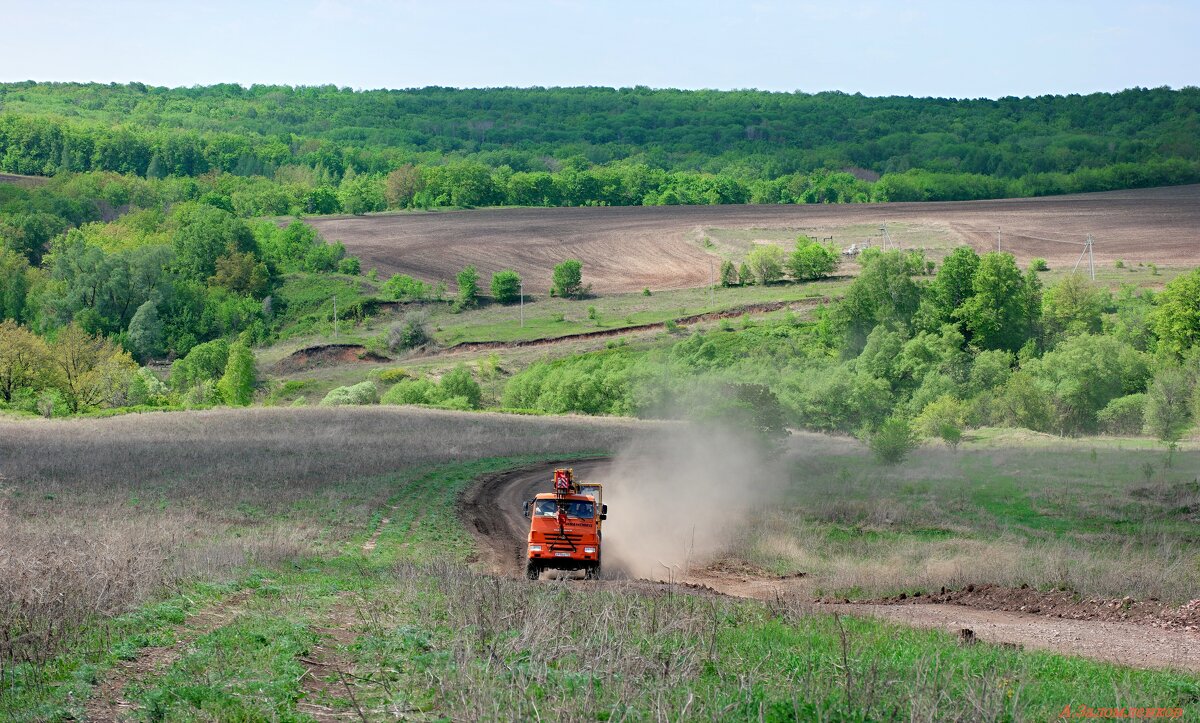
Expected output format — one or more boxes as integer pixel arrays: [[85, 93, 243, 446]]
[[9, 447, 1198, 721]]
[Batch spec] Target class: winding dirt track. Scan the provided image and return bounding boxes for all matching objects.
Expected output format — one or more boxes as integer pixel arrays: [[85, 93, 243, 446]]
[[461, 460, 1200, 673], [311, 185, 1200, 293]]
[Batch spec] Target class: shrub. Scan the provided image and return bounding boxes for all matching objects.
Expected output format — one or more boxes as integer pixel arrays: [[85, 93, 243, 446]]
[[217, 343, 257, 406], [381, 378, 442, 405], [746, 244, 785, 285], [913, 395, 967, 449], [869, 416, 919, 465], [642, 287, 652, 296], [376, 367, 410, 384], [439, 365, 482, 409], [337, 256, 361, 275], [455, 265, 480, 309], [719, 259, 737, 287], [388, 311, 431, 352], [787, 236, 840, 281], [319, 381, 379, 406], [381, 273, 430, 301], [1097, 394, 1147, 435], [552, 259, 584, 298], [1030, 257, 1048, 271], [490, 269, 521, 304]]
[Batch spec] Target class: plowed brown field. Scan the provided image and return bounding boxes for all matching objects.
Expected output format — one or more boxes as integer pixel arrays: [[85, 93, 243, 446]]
[[307, 185, 1200, 293]]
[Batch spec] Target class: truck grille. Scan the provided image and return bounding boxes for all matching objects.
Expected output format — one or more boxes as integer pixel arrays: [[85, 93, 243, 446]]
[[545, 532, 583, 551]]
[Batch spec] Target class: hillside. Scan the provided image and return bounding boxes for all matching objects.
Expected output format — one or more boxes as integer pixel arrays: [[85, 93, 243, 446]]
[[309, 184, 1200, 292], [1, 83, 1199, 206]]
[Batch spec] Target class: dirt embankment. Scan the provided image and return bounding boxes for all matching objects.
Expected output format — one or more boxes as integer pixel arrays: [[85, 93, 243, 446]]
[[460, 459, 1200, 672]]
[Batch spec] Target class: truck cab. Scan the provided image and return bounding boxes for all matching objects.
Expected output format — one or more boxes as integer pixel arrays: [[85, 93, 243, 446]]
[[523, 470, 606, 579]]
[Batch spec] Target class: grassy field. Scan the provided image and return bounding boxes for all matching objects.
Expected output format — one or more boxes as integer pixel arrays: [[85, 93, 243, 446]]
[[1, 411, 1197, 720], [732, 431, 1200, 604]]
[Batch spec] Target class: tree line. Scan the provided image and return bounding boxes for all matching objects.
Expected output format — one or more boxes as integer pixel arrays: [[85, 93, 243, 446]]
[[1, 82, 1198, 207], [501, 251, 1200, 455]]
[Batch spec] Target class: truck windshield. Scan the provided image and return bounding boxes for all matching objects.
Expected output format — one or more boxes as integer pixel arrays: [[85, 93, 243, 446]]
[[534, 499, 594, 518]]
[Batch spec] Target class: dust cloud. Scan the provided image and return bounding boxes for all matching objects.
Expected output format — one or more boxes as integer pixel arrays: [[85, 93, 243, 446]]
[[593, 425, 789, 580]]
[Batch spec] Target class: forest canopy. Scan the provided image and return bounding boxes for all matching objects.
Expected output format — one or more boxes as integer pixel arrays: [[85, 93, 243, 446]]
[[1, 83, 1198, 208]]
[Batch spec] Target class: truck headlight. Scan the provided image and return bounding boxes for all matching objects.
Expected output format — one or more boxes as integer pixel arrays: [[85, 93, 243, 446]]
[[584, 547, 596, 554], [529, 545, 542, 552]]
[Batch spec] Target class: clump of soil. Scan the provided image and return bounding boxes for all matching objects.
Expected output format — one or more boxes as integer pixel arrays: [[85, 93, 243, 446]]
[[272, 344, 390, 374], [701, 557, 807, 580], [868, 584, 1200, 633]]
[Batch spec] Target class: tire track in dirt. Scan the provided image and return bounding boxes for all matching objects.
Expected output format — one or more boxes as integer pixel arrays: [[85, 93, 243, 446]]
[[460, 460, 1200, 673], [84, 589, 255, 722]]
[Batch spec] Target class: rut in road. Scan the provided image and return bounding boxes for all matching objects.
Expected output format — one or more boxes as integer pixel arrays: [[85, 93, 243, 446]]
[[459, 459, 1200, 673]]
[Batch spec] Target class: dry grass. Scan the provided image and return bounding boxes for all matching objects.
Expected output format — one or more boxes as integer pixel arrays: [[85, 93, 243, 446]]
[[0, 407, 652, 668], [344, 562, 1022, 722]]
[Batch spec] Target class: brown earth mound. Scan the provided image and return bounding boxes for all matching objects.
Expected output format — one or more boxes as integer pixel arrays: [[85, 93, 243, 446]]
[[309, 185, 1200, 293], [271, 344, 389, 374]]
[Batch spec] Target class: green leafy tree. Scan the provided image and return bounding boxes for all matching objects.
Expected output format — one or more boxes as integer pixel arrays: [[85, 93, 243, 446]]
[[786, 236, 840, 281], [0, 320, 49, 402], [171, 204, 258, 282], [490, 269, 521, 304], [719, 259, 738, 287], [552, 259, 584, 298], [170, 338, 231, 391], [746, 245, 785, 285], [0, 248, 32, 323], [869, 415, 919, 464], [956, 252, 1033, 352], [455, 265, 480, 308], [338, 174, 387, 215], [217, 342, 256, 406], [385, 164, 425, 209], [913, 395, 967, 449], [47, 323, 137, 412], [1042, 273, 1108, 347], [440, 364, 482, 408], [1143, 365, 1193, 451], [739, 262, 753, 286], [1152, 268, 1200, 357], [127, 300, 165, 360], [839, 250, 922, 351]]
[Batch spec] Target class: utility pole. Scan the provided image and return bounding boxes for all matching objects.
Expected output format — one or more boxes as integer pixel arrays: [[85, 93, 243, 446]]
[[519, 280, 524, 328], [1071, 234, 1096, 281], [332, 295, 337, 340], [997, 227, 1001, 253]]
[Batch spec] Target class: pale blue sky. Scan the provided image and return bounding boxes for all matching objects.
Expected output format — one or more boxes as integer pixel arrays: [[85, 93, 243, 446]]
[[4, 0, 1197, 98]]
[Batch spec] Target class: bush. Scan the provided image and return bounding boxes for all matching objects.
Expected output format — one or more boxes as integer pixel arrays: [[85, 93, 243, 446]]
[[319, 381, 379, 406], [719, 259, 737, 287], [381, 273, 431, 301], [382, 378, 442, 405], [912, 395, 967, 449], [490, 269, 521, 304], [456, 265, 480, 309], [1097, 393, 1147, 435], [376, 367, 410, 384], [787, 236, 840, 281], [1030, 258, 1048, 271], [869, 416, 919, 465], [439, 365, 482, 408], [337, 256, 361, 275], [552, 259, 584, 298], [746, 245, 785, 285], [388, 311, 431, 352]]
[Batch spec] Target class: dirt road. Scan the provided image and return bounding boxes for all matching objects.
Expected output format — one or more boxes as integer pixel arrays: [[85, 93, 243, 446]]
[[461, 459, 1200, 673], [312, 185, 1200, 293]]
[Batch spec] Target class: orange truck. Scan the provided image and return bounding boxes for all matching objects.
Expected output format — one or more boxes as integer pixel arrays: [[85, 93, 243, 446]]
[[522, 468, 606, 579]]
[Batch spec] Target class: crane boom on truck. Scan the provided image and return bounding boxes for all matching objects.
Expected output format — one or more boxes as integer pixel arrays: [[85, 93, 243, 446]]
[[522, 468, 606, 580]]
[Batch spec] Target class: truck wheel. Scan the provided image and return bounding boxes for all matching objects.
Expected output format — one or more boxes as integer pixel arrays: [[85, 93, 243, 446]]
[[584, 564, 599, 580], [525, 561, 542, 580]]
